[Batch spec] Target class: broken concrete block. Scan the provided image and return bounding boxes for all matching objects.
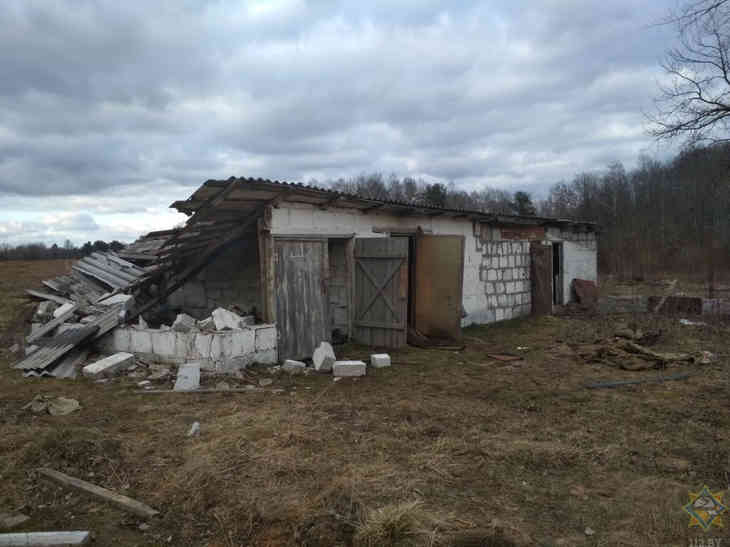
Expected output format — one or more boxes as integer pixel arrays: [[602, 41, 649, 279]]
[[282, 359, 306, 375], [254, 325, 277, 351], [333, 360, 366, 377], [129, 329, 153, 354], [173, 362, 201, 391], [212, 307, 244, 330], [187, 422, 201, 437], [172, 313, 197, 333], [82, 352, 135, 378], [313, 341, 336, 372], [137, 315, 148, 329], [370, 353, 391, 368], [197, 316, 215, 332], [52, 301, 75, 319], [34, 301, 57, 322], [98, 293, 135, 311]]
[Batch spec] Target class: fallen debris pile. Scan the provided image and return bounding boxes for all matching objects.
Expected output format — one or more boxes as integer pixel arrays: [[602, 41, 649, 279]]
[[13, 252, 147, 378], [574, 325, 705, 371]]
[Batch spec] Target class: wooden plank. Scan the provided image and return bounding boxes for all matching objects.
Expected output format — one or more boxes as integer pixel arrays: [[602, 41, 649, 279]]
[[0, 531, 91, 546], [78, 256, 139, 283], [25, 306, 78, 344], [135, 388, 283, 394], [586, 373, 690, 389], [37, 468, 159, 519], [25, 290, 72, 306]]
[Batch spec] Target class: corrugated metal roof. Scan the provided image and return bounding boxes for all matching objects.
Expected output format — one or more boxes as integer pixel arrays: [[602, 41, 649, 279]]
[[170, 176, 598, 229]]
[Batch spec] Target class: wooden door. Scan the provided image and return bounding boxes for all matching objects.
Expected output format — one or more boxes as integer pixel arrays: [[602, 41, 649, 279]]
[[353, 238, 408, 347], [413, 235, 465, 340], [275, 239, 328, 360], [530, 241, 552, 315]]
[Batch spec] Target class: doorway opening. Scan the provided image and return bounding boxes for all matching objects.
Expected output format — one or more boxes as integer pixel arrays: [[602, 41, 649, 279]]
[[552, 242, 563, 305]]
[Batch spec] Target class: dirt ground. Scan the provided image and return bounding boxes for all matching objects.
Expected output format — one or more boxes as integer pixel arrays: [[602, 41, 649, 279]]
[[1, 260, 729, 546]]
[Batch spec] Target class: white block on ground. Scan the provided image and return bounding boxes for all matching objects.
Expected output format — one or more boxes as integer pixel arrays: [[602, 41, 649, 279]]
[[98, 293, 134, 311], [333, 360, 366, 377], [82, 352, 134, 377], [282, 359, 306, 375], [212, 307, 243, 330], [313, 341, 336, 372], [53, 302, 75, 319], [174, 362, 201, 391], [370, 353, 391, 368], [172, 313, 197, 333]]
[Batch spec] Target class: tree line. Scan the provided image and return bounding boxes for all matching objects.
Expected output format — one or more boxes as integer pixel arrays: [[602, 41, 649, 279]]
[[0, 240, 126, 261], [322, 142, 729, 280]]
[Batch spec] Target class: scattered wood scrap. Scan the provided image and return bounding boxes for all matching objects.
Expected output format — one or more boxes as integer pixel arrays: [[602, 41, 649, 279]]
[[0, 531, 90, 546], [487, 353, 522, 362], [37, 468, 159, 519], [586, 373, 691, 389]]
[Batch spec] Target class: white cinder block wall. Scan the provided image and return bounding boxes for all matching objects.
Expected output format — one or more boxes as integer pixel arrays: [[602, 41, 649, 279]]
[[546, 227, 598, 304], [271, 203, 598, 326]]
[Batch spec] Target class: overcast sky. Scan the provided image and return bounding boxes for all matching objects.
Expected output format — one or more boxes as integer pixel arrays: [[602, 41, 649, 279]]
[[0, 0, 678, 246]]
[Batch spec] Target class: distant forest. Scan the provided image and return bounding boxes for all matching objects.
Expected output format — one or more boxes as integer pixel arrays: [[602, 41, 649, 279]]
[[0, 239, 126, 261], [325, 142, 730, 279], [2, 142, 728, 280]]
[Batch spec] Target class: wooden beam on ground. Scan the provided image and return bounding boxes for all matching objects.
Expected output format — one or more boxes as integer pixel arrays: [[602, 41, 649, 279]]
[[37, 468, 159, 519], [25, 306, 78, 344], [0, 531, 91, 546], [135, 388, 283, 394], [585, 373, 690, 389]]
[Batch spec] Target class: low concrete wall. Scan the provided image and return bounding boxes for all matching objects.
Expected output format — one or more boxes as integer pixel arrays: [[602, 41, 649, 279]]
[[97, 324, 277, 372]]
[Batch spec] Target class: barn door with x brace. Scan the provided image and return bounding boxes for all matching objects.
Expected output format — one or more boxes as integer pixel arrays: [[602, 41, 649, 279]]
[[353, 237, 408, 348]]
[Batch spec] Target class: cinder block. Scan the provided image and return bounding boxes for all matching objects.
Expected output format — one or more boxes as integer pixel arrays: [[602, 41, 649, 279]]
[[174, 362, 201, 391], [129, 330, 153, 354], [83, 352, 134, 377], [370, 353, 391, 368], [283, 359, 306, 374], [487, 269, 497, 281], [254, 325, 277, 351], [333, 360, 366, 377], [151, 330, 176, 358]]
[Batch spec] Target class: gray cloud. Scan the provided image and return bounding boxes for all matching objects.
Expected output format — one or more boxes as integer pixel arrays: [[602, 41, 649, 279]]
[[0, 0, 678, 243]]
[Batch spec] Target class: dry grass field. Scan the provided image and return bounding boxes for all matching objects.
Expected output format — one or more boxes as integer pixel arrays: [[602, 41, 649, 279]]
[[1, 260, 729, 546]]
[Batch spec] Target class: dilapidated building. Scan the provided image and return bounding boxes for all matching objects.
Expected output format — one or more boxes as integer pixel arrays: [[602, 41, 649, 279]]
[[118, 177, 598, 361]]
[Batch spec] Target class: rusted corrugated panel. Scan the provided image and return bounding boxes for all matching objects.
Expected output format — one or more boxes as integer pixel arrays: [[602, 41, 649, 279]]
[[413, 235, 464, 340]]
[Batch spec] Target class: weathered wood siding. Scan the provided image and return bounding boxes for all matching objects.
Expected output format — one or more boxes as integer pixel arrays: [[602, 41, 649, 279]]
[[274, 239, 328, 360], [353, 237, 408, 348]]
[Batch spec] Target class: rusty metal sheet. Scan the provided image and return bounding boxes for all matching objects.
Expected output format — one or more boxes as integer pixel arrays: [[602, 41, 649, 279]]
[[413, 235, 465, 341]]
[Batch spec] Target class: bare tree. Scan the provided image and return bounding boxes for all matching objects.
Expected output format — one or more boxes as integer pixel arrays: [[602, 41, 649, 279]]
[[651, 0, 730, 142]]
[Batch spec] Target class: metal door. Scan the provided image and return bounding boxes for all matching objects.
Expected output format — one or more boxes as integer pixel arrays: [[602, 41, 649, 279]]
[[413, 234, 465, 340]]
